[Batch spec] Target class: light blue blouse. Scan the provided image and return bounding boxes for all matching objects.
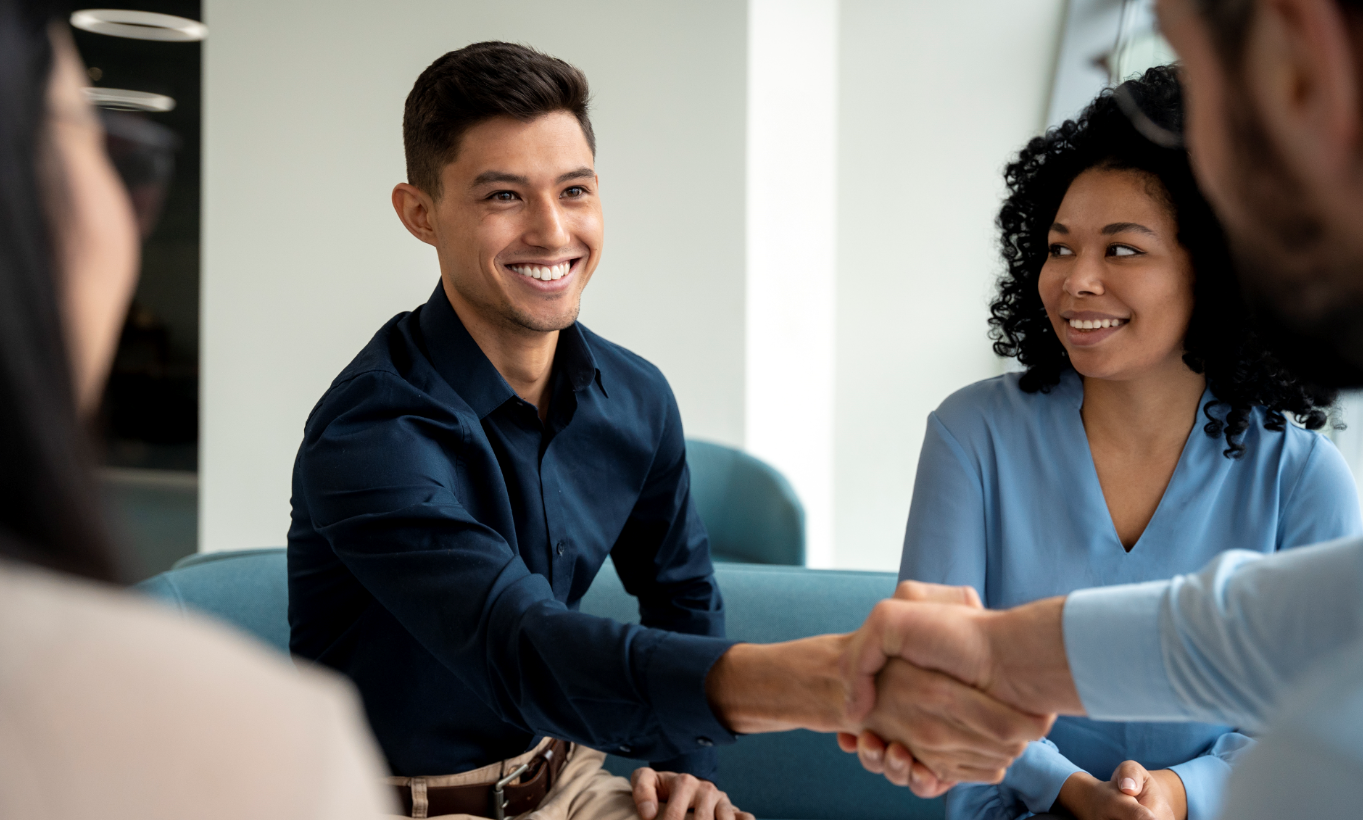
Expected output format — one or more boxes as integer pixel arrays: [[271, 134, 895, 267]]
[[898, 370, 1363, 820]]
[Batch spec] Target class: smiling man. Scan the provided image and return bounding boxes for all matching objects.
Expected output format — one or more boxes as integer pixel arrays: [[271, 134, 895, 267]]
[[286, 41, 1050, 820]]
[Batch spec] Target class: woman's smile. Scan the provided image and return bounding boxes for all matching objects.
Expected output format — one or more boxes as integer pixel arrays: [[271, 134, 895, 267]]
[[1062, 312, 1131, 347]]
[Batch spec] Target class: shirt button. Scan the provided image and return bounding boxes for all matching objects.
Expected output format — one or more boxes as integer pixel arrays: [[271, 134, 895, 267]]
[[696, 737, 713, 747], [618, 745, 632, 754], [556, 541, 565, 556]]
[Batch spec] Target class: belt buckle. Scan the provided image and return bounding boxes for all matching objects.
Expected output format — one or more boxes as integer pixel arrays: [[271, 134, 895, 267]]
[[492, 762, 530, 820]]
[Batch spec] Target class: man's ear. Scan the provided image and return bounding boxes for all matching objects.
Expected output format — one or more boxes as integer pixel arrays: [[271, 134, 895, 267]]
[[1244, 0, 1361, 182], [392, 182, 439, 246]]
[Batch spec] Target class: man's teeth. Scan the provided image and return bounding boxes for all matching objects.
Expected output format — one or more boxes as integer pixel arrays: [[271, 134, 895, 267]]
[[509, 262, 571, 281], [1068, 318, 1127, 330]]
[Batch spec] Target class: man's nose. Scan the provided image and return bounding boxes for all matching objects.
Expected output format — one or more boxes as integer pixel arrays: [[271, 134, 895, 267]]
[[524, 196, 571, 250]]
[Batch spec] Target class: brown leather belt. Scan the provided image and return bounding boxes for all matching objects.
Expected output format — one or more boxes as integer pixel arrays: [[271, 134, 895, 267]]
[[394, 739, 570, 819]]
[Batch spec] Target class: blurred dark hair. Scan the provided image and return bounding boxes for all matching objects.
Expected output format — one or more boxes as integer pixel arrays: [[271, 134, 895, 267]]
[[1194, 0, 1363, 63], [0, 0, 119, 580], [403, 41, 594, 197], [990, 65, 1336, 457]]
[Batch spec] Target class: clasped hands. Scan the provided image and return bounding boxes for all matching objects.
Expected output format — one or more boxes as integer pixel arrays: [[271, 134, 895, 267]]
[[833, 581, 1057, 799]]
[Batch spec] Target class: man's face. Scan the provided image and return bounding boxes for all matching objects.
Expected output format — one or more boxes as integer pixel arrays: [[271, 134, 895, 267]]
[[429, 112, 602, 334], [1156, 0, 1363, 386]]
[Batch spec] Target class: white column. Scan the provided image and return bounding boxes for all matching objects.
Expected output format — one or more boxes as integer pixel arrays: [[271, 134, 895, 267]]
[[745, 0, 839, 567]]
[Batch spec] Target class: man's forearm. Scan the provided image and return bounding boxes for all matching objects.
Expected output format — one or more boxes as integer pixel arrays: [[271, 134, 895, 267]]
[[705, 635, 853, 735], [980, 597, 1084, 716]]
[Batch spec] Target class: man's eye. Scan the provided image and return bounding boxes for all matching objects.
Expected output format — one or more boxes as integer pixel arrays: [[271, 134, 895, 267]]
[[1049, 244, 1074, 257], [490, 191, 517, 202], [563, 186, 586, 198], [1108, 244, 1140, 257]]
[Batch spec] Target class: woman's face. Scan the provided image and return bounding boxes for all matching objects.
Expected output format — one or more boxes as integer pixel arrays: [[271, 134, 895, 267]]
[[44, 29, 140, 413], [1038, 167, 1195, 383]]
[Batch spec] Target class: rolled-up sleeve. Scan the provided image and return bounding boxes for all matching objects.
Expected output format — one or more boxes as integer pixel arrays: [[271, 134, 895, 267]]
[[1064, 538, 1363, 731], [300, 372, 735, 764]]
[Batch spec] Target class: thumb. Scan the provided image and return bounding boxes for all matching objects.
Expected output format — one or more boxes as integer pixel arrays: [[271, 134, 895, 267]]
[[1112, 759, 1150, 797], [631, 768, 662, 820], [894, 580, 984, 609]]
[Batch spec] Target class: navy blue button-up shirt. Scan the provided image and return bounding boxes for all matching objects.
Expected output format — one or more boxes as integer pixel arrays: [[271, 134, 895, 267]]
[[288, 284, 735, 779]]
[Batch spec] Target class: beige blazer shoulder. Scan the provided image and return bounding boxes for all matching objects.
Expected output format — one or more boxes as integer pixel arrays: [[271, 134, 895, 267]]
[[0, 560, 395, 819]]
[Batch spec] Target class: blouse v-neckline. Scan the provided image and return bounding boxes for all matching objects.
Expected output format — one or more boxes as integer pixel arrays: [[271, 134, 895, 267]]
[[1061, 372, 1212, 556]]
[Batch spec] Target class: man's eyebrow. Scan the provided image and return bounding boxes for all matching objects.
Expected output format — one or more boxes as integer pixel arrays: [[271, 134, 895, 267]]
[[471, 171, 529, 187], [1102, 221, 1156, 236], [557, 167, 595, 183], [470, 168, 596, 188]]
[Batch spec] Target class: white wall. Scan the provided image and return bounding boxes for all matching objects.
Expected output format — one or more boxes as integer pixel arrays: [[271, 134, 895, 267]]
[[746, 0, 839, 567], [201, 0, 747, 551], [832, 0, 1067, 569]]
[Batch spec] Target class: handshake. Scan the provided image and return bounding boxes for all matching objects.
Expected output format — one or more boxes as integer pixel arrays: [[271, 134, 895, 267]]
[[831, 581, 1066, 798], [710, 581, 1083, 800]]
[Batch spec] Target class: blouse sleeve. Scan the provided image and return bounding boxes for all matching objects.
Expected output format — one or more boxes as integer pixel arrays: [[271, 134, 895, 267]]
[[1168, 732, 1255, 820], [1278, 435, 1363, 549], [898, 412, 987, 595]]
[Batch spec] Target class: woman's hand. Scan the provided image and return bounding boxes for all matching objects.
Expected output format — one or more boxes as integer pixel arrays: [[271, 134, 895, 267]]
[[1055, 762, 1187, 820], [1109, 760, 1187, 820], [630, 768, 755, 820]]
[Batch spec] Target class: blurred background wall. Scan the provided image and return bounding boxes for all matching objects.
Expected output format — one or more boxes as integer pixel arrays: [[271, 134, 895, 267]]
[[198, 0, 1067, 569]]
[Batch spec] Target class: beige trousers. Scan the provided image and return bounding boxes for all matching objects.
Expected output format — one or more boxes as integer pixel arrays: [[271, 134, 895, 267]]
[[386, 739, 642, 820]]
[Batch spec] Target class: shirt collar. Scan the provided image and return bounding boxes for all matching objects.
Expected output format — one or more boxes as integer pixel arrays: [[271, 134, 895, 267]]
[[417, 283, 603, 419]]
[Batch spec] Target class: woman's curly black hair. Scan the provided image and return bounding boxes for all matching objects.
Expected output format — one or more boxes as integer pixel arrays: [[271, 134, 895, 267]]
[[989, 64, 1337, 457]]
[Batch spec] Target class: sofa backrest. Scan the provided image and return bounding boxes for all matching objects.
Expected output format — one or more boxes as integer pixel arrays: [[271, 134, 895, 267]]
[[137, 547, 289, 650], [137, 551, 939, 820], [685, 439, 806, 565]]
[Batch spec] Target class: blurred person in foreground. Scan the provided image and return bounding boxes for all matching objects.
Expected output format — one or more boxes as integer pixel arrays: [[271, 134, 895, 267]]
[[899, 65, 1359, 820], [0, 1, 393, 817], [838, 0, 1363, 816], [286, 40, 1051, 820]]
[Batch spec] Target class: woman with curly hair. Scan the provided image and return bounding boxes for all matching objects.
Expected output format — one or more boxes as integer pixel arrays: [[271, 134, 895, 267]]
[[896, 66, 1362, 820]]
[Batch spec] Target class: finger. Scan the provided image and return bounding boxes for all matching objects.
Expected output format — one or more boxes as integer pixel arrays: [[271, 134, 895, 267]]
[[1114, 799, 1158, 820], [880, 739, 913, 787], [715, 794, 737, 820], [894, 580, 984, 609], [693, 783, 721, 820], [631, 768, 661, 820], [875, 661, 1051, 752], [836, 732, 859, 753], [857, 730, 888, 774], [901, 752, 958, 800], [659, 774, 698, 820], [1111, 760, 1149, 796]]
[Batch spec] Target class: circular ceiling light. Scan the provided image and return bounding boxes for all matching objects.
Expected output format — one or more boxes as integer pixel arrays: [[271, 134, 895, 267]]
[[70, 9, 207, 42], [84, 87, 176, 112]]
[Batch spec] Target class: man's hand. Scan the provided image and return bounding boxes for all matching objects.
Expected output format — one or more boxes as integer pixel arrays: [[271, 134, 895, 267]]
[[840, 659, 1050, 797], [630, 768, 754, 820], [833, 580, 1052, 796], [841, 593, 1082, 722]]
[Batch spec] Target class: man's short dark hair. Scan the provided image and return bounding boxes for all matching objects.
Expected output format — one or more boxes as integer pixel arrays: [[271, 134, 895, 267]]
[[403, 41, 595, 197]]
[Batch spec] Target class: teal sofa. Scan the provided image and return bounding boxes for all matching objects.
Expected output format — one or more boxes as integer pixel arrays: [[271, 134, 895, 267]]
[[684, 439, 805, 565], [137, 550, 940, 820]]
